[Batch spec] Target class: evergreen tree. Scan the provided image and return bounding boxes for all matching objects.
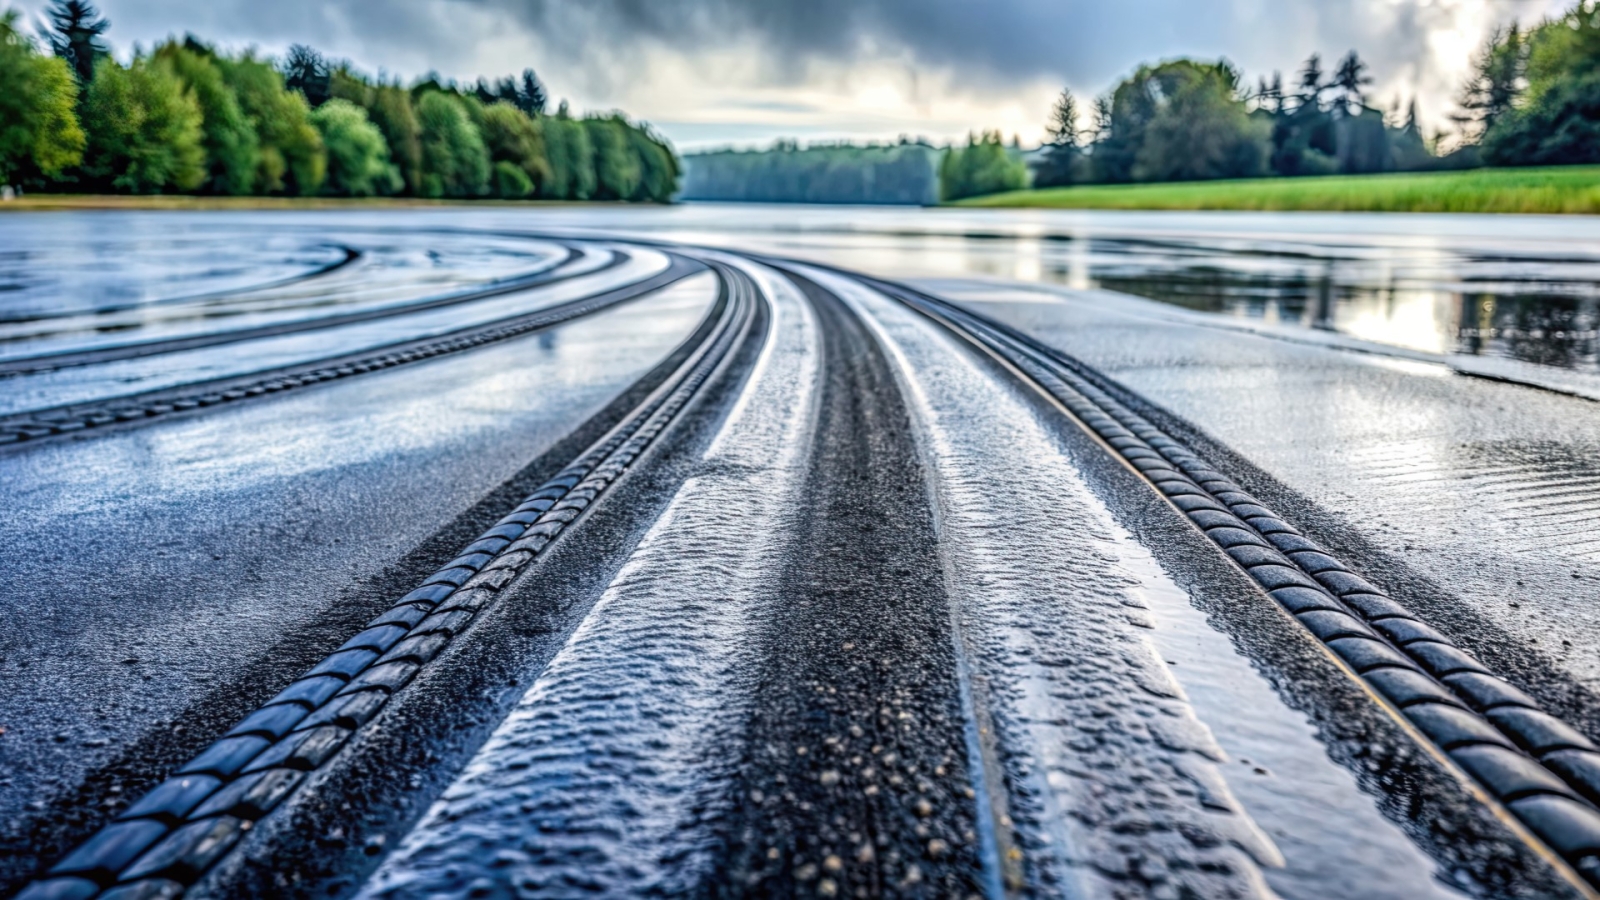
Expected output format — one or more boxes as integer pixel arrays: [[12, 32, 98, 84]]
[[1456, 24, 1525, 141], [1033, 88, 1082, 187], [43, 0, 108, 85], [1333, 51, 1372, 114], [1296, 53, 1326, 111], [519, 69, 547, 116]]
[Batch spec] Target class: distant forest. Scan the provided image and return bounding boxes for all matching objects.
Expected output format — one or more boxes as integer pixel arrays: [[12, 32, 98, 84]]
[[681, 140, 940, 205], [0, 1, 679, 201], [693, 0, 1600, 205]]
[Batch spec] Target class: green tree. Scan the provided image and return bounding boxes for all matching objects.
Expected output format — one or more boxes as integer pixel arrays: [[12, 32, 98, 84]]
[[310, 98, 399, 195], [627, 124, 679, 202], [480, 101, 550, 194], [153, 39, 259, 194], [939, 130, 1027, 201], [415, 90, 488, 197], [1131, 61, 1268, 181], [0, 10, 84, 185], [44, 0, 108, 85], [215, 53, 325, 194], [1456, 25, 1527, 140], [586, 115, 641, 200], [80, 55, 205, 192], [491, 160, 533, 198], [333, 73, 423, 195], [1479, 0, 1600, 165], [540, 105, 595, 199]]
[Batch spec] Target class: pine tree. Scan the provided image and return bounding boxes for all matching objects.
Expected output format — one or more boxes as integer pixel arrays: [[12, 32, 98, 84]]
[[1296, 53, 1326, 111], [1455, 24, 1524, 140], [1333, 50, 1372, 114], [1047, 89, 1080, 147], [43, 0, 108, 85], [518, 69, 547, 116]]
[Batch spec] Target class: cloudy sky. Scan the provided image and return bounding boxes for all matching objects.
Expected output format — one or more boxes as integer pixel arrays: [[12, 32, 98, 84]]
[[10, 0, 1569, 150]]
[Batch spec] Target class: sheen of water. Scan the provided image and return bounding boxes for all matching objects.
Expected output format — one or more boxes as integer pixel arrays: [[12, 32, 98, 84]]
[[826, 266, 1464, 900], [361, 256, 823, 898]]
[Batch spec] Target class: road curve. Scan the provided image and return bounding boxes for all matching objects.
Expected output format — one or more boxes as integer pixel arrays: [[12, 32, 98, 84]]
[[6, 231, 1600, 900]]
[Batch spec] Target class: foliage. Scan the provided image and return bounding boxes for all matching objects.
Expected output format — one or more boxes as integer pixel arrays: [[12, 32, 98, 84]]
[[310, 98, 399, 195], [939, 131, 1028, 201], [539, 108, 596, 200], [79, 55, 205, 192], [44, 0, 107, 84], [586, 115, 641, 200], [216, 53, 325, 194], [154, 39, 259, 194], [0, 11, 84, 184], [415, 90, 489, 197], [627, 124, 679, 202], [492, 160, 534, 198], [480, 100, 550, 194], [1129, 61, 1268, 182], [1477, 1, 1600, 167], [0, 16, 668, 202], [955, 166, 1600, 215], [683, 140, 934, 204]]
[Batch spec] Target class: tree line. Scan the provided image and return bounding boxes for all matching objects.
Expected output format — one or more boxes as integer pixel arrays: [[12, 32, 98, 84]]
[[969, 0, 1600, 197], [0, 1, 679, 201], [681, 139, 940, 205], [1024, 52, 1441, 193]]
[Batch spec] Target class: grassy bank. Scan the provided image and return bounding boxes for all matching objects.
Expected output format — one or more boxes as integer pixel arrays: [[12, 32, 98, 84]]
[[955, 166, 1600, 214], [0, 194, 629, 212]]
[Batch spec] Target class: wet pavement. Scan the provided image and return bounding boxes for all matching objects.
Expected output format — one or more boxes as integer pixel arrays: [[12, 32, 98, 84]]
[[5, 208, 1600, 900]]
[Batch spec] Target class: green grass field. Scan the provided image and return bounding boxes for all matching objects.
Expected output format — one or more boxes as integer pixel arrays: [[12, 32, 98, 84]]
[[955, 166, 1600, 214]]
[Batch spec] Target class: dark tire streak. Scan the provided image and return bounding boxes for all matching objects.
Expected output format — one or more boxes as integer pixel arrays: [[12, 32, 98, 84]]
[[876, 277, 1600, 890], [933, 305, 1579, 899], [0, 244, 364, 327], [0, 255, 699, 448], [192, 273, 773, 900], [0, 245, 593, 375], [712, 274, 983, 898], [0, 283, 728, 897]]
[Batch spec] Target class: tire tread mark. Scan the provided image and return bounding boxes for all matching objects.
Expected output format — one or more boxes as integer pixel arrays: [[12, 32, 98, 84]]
[[871, 276, 1600, 892], [0, 254, 696, 449], [17, 262, 757, 900]]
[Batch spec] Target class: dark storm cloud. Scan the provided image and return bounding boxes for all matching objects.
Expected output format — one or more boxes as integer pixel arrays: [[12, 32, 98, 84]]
[[478, 0, 1443, 91]]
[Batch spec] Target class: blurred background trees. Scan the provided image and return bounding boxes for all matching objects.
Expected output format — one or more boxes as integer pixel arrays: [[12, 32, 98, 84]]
[[0, 10, 83, 186], [0, 1, 679, 201]]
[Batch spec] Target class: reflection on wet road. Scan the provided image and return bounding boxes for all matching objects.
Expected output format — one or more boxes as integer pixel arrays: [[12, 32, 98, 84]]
[[5, 209, 1600, 900]]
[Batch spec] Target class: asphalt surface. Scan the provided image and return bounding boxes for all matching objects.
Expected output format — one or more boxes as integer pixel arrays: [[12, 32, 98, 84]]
[[7, 214, 1600, 900]]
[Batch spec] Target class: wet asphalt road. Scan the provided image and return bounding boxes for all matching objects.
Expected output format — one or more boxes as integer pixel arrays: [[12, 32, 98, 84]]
[[6, 212, 1600, 900]]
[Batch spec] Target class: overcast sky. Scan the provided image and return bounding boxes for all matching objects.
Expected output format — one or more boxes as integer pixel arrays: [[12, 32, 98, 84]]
[[8, 0, 1570, 150]]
